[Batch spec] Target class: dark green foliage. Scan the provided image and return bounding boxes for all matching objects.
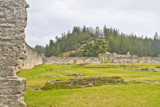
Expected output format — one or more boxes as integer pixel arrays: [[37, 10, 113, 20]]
[[35, 26, 101, 57], [34, 45, 45, 54], [71, 39, 108, 57], [34, 26, 160, 57], [44, 45, 50, 57], [103, 26, 160, 57], [45, 40, 55, 57]]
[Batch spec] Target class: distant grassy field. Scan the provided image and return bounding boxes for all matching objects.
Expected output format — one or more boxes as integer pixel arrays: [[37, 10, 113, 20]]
[[18, 63, 160, 107]]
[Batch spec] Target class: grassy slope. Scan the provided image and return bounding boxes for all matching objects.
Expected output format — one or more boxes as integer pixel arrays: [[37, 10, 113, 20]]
[[18, 63, 160, 107]]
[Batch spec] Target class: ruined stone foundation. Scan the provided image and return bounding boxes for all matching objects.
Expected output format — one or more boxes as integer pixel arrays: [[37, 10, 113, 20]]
[[0, 0, 28, 106]]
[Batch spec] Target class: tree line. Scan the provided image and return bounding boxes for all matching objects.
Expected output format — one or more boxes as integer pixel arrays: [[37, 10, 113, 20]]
[[34, 26, 160, 57]]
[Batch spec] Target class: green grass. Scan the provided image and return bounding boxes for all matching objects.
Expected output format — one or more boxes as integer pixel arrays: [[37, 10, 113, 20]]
[[18, 63, 160, 107]]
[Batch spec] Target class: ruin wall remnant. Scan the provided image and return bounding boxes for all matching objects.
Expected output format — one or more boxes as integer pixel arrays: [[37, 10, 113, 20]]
[[0, 0, 28, 106], [22, 44, 43, 70], [43, 53, 160, 65], [43, 57, 101, 65]]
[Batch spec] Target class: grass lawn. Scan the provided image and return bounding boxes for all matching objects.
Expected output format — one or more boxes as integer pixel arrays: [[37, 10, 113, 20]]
[[18, 63, 160, 107]]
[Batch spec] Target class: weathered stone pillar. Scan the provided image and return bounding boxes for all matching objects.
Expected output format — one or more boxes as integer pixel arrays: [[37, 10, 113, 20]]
[[0, 0, 28, 106]]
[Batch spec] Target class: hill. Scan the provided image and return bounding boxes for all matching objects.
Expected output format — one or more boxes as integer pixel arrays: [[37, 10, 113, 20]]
[[34, 26, 160, 57]]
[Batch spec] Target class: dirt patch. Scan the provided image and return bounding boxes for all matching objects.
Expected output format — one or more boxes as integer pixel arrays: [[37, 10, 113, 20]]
[[85, 65, 143, 68], [45, 69, 72, 72], [156, 66, 160, 68], [126, 80, 160, 84], [38, 76, 55, 79], [66, 73, 84, 76], [123, 68, 160, 72]]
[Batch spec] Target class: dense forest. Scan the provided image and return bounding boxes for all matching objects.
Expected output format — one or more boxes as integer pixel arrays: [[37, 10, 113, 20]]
[[34, 26, 160, 57]]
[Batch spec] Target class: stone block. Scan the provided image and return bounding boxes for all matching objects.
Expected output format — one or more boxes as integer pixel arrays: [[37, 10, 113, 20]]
[[0, 78, 26, 95], [0, 94, 26, 107]]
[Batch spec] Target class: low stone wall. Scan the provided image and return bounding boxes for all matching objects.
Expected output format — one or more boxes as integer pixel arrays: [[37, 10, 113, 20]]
[[111, 58, 138, 63], [139, 57, 160, 63], [99, 53, 160, 63], [43, 55, 160, 65], [22, 44, 43, 69], [41, 77, 124, 90], [43, 57, 101, 65]]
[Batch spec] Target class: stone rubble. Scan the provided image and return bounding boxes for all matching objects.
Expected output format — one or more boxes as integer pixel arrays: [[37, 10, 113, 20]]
[[41, 76, 124, 90]]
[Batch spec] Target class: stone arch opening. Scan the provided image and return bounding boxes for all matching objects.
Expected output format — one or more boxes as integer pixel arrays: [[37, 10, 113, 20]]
[[104, 57, 110, 63], [73, 60, 77, 64]]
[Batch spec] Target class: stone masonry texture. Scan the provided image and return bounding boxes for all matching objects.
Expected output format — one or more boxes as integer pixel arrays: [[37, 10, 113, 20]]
[[0, 0, 28, 106], [22, 44, 43, 70]]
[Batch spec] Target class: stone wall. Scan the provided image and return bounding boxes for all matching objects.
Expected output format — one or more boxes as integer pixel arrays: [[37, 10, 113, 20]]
[[111, 57, 138, 63], [92, 53, 160, 63], [43, 54, 160, 65], [0, 0, 28, 106], [138, 57, 160, 63], [43, 57, 101, 65], [22, 44, 43, 70], [99, 52, 137, 63]]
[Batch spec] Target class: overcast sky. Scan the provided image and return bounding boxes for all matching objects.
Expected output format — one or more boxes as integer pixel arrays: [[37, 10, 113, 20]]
[[25, 0, 160, 47]]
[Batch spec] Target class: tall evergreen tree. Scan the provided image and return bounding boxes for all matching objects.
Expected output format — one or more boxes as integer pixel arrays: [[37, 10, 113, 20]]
[[34, 26, 160, 57]]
